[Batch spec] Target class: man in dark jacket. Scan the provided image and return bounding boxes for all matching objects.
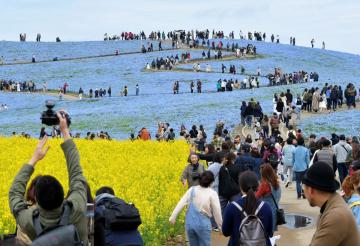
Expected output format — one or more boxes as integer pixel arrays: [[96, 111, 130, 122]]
[[9, 111, 88, 244], [235, 144, 256, 173], [330, 86, 339, 111], [94, 187, 143, 246], [244, 102, 254, 127], [276, 100, 284, 116], [285, 89, 293, 104], [253, 102, 263, 122]]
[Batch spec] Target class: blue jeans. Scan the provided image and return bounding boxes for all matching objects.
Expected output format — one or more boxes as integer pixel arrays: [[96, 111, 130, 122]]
[[186, 188, 211, 246], [187, 227, 211, 246], [337, 163, 348, 185], [294, 171, 306, 198]]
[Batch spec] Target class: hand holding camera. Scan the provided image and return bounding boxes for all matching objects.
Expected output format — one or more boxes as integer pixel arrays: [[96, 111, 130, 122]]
[[41, 100, 71, 127], [56, 111, 71, 140], [41, 100, 71, 140]]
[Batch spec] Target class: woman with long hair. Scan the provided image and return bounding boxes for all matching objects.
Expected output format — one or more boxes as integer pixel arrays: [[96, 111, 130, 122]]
[[170, 171, 222, 246], [222, 171, 273, 246], [256, 164, 282, 231]]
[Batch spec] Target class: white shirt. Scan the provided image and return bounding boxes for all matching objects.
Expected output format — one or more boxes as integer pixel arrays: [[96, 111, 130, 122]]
[[169, 185, 222, 229]]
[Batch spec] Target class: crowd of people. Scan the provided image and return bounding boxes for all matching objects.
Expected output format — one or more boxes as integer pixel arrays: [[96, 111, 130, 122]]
[[140, 41, 164, 53], [297, 83, 358, 112], [102, 29, 283, 45], [268, 83, 359, 126], [0, 79, 39, 92], [11, 127, 114, 141], [147, 52, 191, 70], [3, 100, 360, 245], [168, 117, 360, 245], [267, 68, 319, 85]]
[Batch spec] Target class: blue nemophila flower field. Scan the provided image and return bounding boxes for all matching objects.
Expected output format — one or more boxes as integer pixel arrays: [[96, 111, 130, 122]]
[[0, 39, 359, 138]]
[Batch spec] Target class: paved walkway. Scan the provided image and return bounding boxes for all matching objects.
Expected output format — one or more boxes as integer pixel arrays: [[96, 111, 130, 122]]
[[211, 182, 318, 246], [0, 48, 179, 66]]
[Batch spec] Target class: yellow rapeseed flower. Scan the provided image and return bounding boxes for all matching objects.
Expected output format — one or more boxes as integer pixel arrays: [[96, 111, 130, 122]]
[[0, 137, 189, 245]]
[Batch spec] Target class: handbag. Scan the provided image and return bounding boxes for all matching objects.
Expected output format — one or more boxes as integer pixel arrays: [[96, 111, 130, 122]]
[[341, 145, 352, 167], [270, 192, 286, 225]]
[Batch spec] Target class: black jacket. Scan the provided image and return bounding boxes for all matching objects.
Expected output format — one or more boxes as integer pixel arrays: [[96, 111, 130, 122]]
[[218, 164, 241, 198]]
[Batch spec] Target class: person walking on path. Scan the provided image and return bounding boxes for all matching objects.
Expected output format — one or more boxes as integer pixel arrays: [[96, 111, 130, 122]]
[[256, 164, 282, 231], [170, 171, 222, 246], [190, 81, 195, 93], [333, 134, 352, 184], [197, 80, 202, 93], [312, 88, 321, 112], [218, 152, 241, 215], [303, 162, 360, 245], [293, 137, 310, 199], [63, 82, 69, 94], [313, 138, 337, 172], [222, 171, 273, 246], [181, 154, 205, 189], [282, 138, 296, 187], [135, 84, 139, 96]]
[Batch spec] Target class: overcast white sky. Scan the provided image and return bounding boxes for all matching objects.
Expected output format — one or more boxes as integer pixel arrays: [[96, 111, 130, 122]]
[[1, 0, 359, 54]]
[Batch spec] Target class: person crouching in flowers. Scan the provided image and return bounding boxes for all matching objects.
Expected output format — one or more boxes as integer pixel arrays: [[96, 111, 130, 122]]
[[170, 171, 222, 246], [181, 154, 205, 189]]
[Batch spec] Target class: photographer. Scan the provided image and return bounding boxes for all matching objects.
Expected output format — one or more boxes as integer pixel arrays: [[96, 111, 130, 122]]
[[181, 154, 205, 189], [9, 111, 88, 245]]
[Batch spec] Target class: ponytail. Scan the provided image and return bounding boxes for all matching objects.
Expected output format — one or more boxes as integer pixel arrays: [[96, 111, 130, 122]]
[[239, 171, 260, 215], [243, 188, 258, 215]]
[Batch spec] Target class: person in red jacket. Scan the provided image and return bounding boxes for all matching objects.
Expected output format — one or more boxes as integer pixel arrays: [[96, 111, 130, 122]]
[[138, 128, 151, 140]]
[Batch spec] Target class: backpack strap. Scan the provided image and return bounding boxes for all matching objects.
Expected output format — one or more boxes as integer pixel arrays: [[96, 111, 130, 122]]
[[58, 202, 71, 226], [189, 187, 196, 205], [33, 209, 43, 236], [254, 201, 264, 216], [231, 201, 247, 217], [349, 201, 360, 209]]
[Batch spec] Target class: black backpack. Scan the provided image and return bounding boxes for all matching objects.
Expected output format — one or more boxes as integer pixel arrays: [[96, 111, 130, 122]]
[[96, 197, 142, 231], [219, 166, 240, 199], [32, 203, 83, 246]]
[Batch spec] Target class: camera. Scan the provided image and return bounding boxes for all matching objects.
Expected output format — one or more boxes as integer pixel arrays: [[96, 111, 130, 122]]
[[41, 100, 71, 126]]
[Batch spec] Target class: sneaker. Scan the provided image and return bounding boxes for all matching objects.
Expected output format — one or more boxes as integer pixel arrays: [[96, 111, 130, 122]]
[[213, 227, 220, 232]]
